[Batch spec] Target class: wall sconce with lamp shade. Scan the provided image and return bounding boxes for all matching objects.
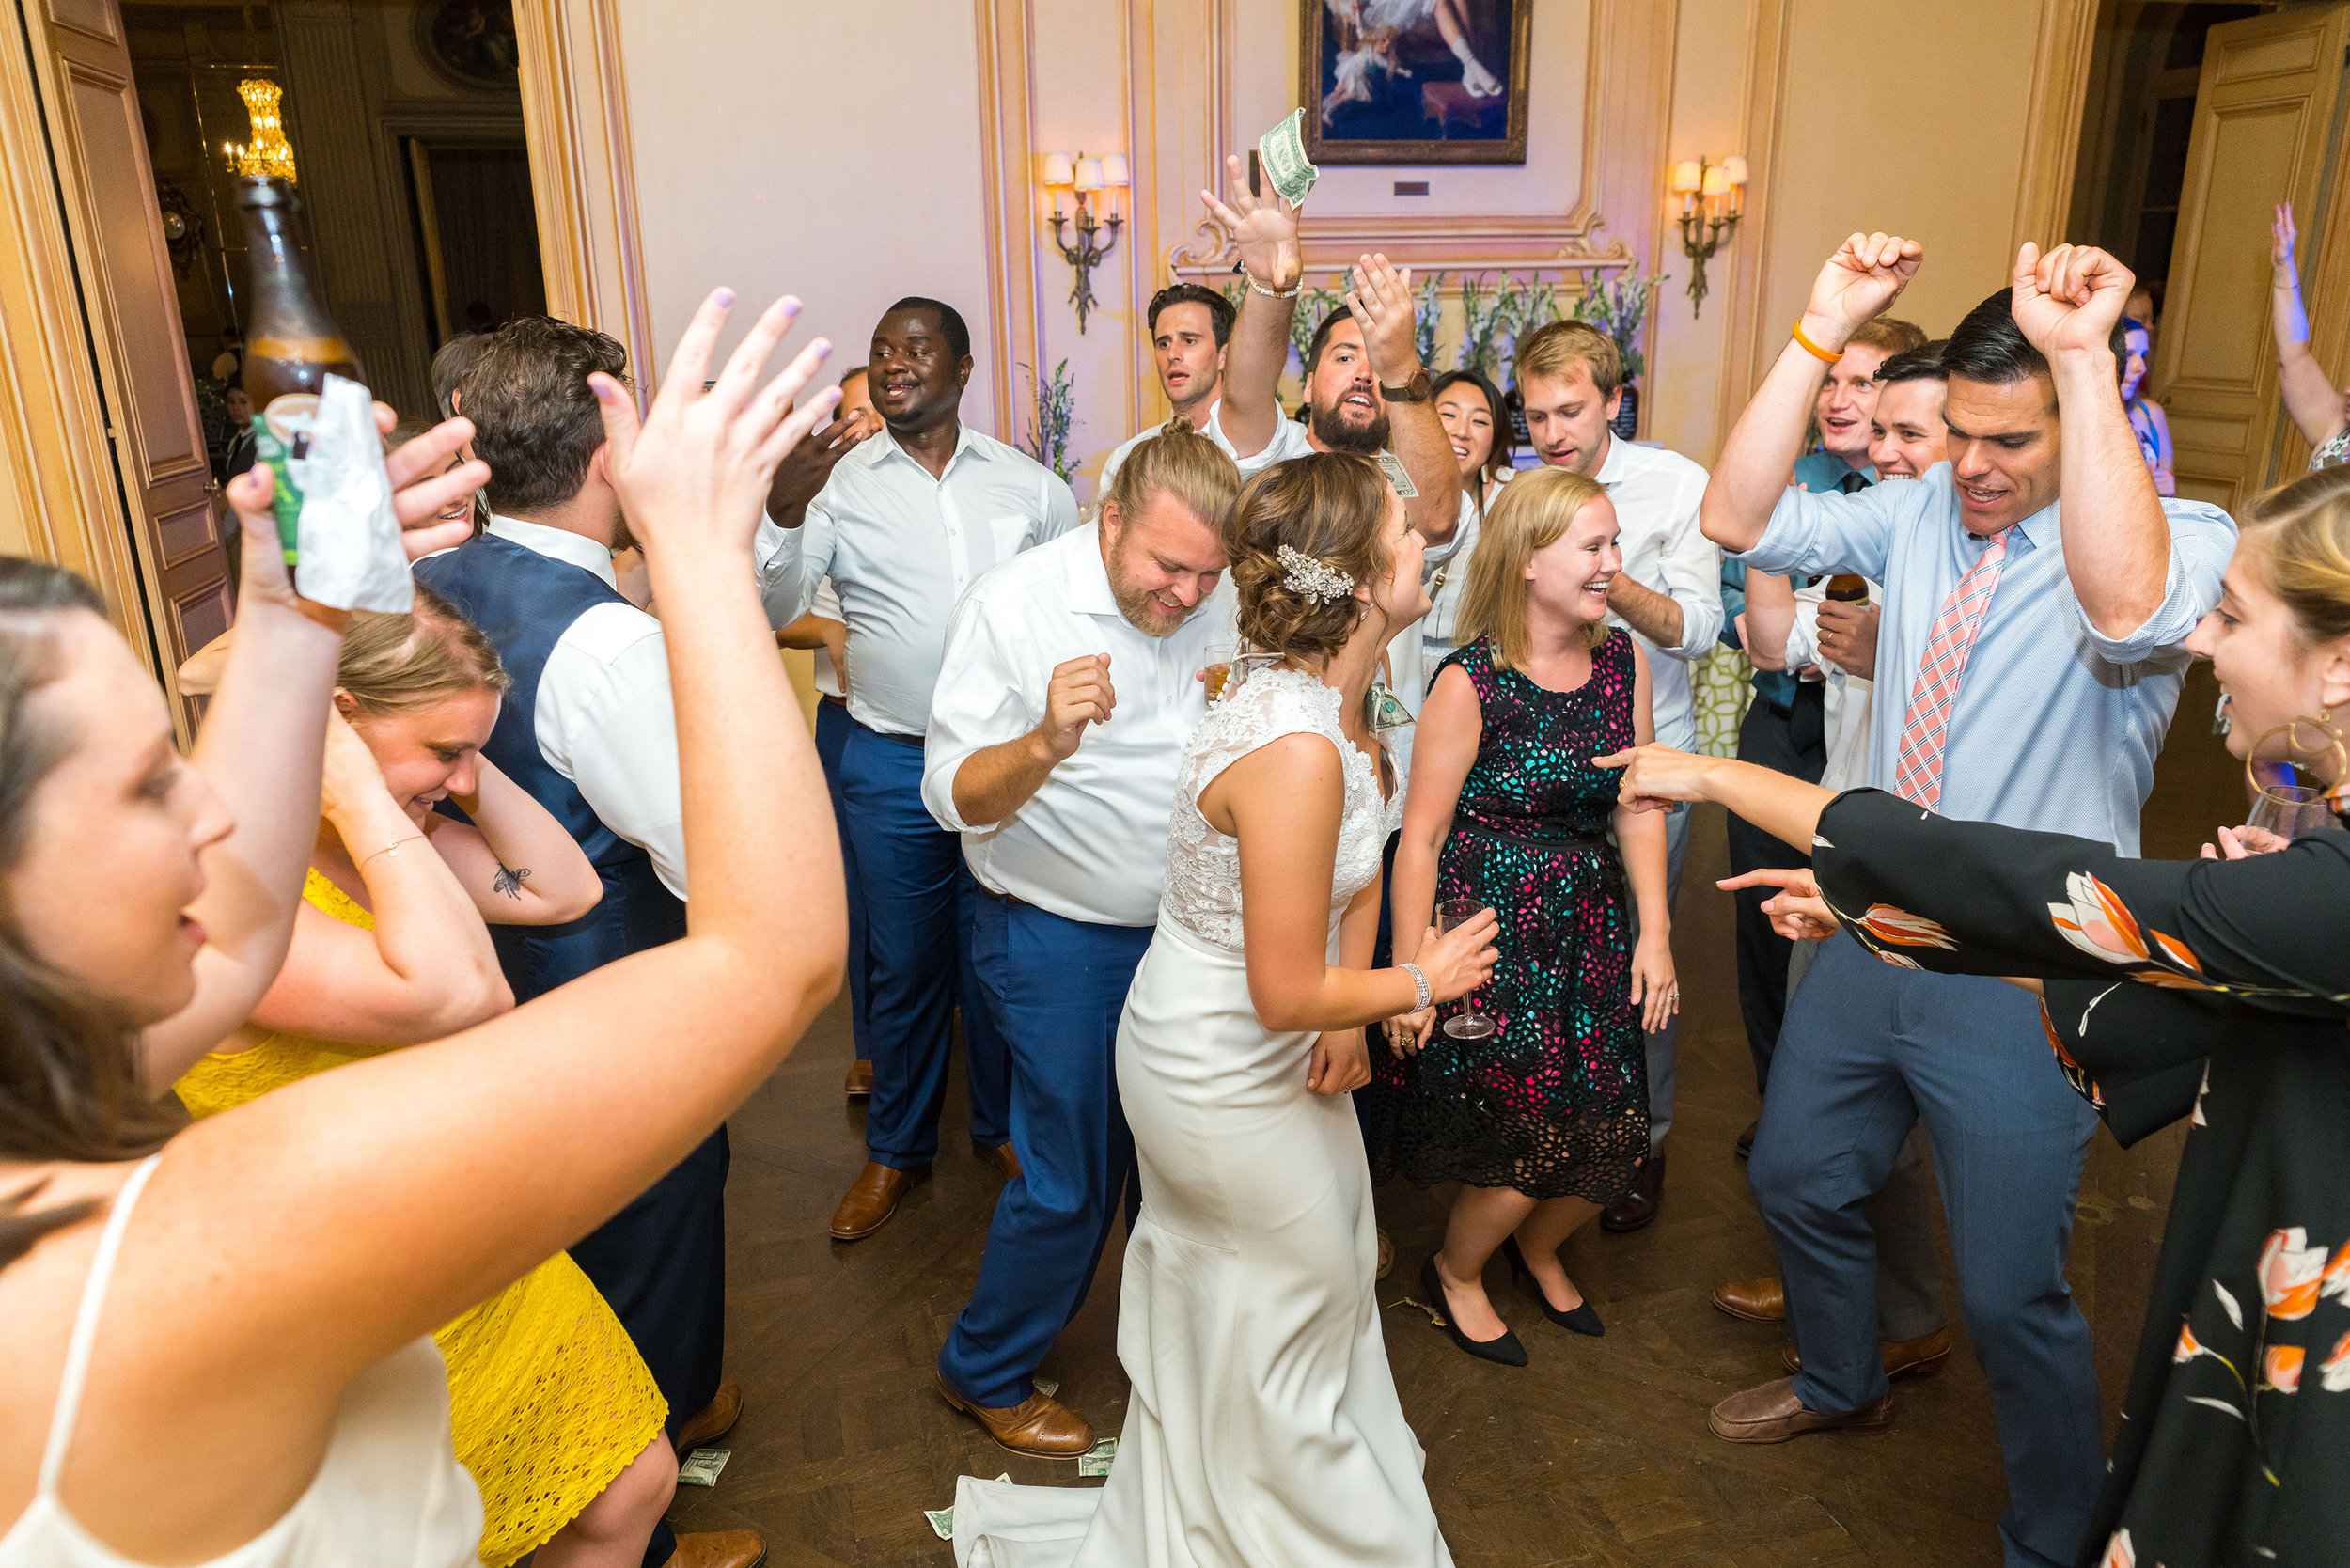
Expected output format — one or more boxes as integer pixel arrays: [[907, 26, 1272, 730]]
[[1039, 149, 1128, 334], [1672, 154, 1745, 317]]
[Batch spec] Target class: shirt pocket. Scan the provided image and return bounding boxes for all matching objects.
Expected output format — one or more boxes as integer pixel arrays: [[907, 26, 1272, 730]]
[[988, 513, 1035, 562]]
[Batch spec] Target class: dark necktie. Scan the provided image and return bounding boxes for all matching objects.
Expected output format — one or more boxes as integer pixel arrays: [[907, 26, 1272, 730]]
[[1840, 470, 1871, 494]]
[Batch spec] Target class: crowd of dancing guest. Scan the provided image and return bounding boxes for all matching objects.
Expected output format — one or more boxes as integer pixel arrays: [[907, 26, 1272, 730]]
[[8, 155, 2347, 1568]]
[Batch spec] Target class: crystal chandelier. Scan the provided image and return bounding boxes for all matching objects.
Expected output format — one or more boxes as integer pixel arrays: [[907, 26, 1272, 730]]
[[226, 78, 298, 183]]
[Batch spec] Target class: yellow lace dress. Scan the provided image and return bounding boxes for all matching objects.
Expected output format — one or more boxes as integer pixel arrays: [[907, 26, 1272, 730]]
[[175, 870, 669, 1568]]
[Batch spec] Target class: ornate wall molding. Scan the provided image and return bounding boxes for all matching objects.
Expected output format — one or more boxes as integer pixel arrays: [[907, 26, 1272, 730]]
[[514, 0, 653, 387], [975, 0, 1044, 449]]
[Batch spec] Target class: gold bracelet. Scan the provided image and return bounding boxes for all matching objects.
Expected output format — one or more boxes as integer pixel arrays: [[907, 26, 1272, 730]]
[[358, 834, 427, 872], [1791, 321, 1844, 363]]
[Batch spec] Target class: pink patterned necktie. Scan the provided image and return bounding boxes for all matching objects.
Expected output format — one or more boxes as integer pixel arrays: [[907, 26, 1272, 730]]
[[1890, 526, 2017, 811]]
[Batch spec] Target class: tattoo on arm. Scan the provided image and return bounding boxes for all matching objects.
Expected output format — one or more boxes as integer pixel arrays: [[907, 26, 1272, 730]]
[[493, 864, 531, 900]]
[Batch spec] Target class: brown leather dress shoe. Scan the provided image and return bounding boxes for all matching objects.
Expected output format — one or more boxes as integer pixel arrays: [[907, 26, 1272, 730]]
[[662, 1529, 767, 1568], [978, 1139, 1022, 1181], [1712, 1274, 1786, 1322], [843, 1058, 873, 1098], [1782, 1326, 1953, 1381], [935, 1370, 1095, 1456], [830, 1161, 928, 1241], [1708, 1376, 1894, 1444], [1600, 1151, 1665, 1232], [675, 1381, 742, 1450]]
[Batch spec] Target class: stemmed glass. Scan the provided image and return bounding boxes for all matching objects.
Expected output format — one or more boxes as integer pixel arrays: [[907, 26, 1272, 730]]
[[1436, 899, 1496, 1040], [2242, 718, 2348, 845]]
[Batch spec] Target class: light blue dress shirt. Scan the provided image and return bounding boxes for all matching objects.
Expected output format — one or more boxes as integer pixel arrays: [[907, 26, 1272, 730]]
[[1739, 464, 2236, 855]]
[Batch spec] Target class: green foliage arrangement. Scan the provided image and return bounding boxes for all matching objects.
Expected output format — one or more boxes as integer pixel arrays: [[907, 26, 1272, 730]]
[[1021, 358, 1077, 482]]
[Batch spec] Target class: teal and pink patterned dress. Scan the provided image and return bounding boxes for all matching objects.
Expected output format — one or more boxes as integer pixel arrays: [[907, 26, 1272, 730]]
[[1366, 633, 1648, 1204]]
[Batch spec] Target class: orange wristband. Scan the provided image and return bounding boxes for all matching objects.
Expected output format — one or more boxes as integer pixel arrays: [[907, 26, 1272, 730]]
[[1791, 321, 1844, 363]]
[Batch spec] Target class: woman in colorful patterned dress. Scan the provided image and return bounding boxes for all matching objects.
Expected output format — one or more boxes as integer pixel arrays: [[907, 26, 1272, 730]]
[[1372, 464, 1678, 1365], [1605, 463, 2350, 1567], [174, 589, 682, 1568]]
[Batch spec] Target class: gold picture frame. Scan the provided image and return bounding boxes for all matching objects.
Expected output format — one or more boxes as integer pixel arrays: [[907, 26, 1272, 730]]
[[1299, 0, 1532, 165]]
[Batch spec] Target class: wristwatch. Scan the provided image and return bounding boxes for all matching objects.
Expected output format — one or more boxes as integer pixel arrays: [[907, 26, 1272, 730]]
[[1379, 368, 1433, 403]]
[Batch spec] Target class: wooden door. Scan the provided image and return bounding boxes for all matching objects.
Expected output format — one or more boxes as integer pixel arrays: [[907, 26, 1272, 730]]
[[21, 0, 229, 738], [2153, 7, 2350, 510]]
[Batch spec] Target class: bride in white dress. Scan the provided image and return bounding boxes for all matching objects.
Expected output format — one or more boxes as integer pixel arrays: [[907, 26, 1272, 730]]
[[952, 452, 1499, 1566]]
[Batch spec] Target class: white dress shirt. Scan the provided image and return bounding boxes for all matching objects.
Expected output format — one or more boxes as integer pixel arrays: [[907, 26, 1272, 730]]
[[809, 577, 844, 699], [1203, 401, 1316, 474], [1789, 576, 1882, 793], [757, 422, 1080, 736], [483, 514, 687, 898], [1099, 400, 1221, 494], [1592, 435, 1724, 752], [923, 523, 1238, 927]]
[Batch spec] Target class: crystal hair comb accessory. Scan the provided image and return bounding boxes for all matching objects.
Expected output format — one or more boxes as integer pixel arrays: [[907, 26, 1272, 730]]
[[1277, 544, 1352, 604]]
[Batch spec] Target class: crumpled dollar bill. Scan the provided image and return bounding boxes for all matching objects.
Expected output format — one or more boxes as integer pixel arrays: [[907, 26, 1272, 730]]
[[1259, 108, 1319, 206], [677, 1447, 729, 1487], [1079, 1437, 1117, 1479]]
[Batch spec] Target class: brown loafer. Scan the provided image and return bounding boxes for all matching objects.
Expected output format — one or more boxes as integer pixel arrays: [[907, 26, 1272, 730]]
[[674, 1381, 742, 1450], [1600, 1151, 1665, 1232], [1713, 1274, 1786, 1323], [662, 1529, 767, 1568], [1709, 1376, 1894, 1444], [1782, 1326, 1952, 1381], [978, 1139, 1022, 1181], [830, 1161, 928, 1241], [844, 1058, 873, 1098], [934, 1370, 1095, 1457]]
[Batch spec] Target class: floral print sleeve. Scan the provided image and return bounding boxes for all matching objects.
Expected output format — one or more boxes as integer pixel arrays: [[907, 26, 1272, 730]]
[[1811, 791, 2350, 1568], [1810, 789, 2350, 1019]]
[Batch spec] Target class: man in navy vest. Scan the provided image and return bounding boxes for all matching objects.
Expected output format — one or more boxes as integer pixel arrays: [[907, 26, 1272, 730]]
[[415, 318, 756, 1568]]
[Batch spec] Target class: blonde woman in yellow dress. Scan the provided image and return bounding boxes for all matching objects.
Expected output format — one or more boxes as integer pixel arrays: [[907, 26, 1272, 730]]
[[175, 588, 683, 1568]]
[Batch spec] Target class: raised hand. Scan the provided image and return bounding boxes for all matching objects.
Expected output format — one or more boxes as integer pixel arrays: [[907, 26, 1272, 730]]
[[1037, 652, 1115, 762], [590, 288, 837, 566], [2274, 201, 2300, 278], [1345, 252, 1421, 384], [1200, 152, 1302, 291], [316, 706, 393, 824], [2012, 242, 2135, 361], [381, 412, 491, 560], [766, 405, 878, 525], [1799, 232, 1922, 350]]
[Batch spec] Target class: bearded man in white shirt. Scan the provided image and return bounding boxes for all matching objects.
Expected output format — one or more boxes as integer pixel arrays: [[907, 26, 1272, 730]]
[[917, 426, 1240, 1455], [760, 297, 1080, 1244], [1514, 317, 1723, 1232], [1098, 283, 1233, 492]]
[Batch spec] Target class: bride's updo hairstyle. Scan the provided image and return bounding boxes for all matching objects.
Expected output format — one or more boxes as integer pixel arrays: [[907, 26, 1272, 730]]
[[0, 560, 183, 1263], [1224, 451, 1393, 662]]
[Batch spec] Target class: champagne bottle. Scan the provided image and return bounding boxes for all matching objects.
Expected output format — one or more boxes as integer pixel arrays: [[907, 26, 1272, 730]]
[[234, 175, 364, 573], [1825, 573, 1869, 604]]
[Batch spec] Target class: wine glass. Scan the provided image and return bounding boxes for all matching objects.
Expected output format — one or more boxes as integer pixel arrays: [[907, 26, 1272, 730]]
[[2246, 782, 2345, 843], [1435, 899, 1496, 1041]]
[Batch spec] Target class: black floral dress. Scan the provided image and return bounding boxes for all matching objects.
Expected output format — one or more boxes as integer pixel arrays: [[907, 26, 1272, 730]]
[[1365, 634, 1648, 1204], [1808, 788, 2350, 1568]]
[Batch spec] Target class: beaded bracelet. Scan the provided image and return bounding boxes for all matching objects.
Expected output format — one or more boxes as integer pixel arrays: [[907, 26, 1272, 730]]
[[1400, 962, 1431, 1014]]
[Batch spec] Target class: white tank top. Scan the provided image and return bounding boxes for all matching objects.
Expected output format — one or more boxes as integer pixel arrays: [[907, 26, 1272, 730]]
[[0, 1157, 484, 1567]]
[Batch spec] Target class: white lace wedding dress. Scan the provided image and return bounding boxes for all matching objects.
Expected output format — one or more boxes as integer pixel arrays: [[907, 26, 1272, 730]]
[[950, 666, 1451, 1568]]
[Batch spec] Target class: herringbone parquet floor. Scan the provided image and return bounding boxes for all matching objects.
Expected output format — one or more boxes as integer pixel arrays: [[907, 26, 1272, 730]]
[[668, 667, 2238, 1567]]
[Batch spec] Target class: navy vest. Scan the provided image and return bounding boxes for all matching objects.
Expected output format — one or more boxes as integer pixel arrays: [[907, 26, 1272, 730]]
[[415, 532, 686, 1001]]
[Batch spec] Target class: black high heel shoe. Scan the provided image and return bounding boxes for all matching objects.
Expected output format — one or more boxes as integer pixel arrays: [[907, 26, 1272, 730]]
[[1501, 1236, 1605, 1337], [1419, 1256, 1528, 1367]]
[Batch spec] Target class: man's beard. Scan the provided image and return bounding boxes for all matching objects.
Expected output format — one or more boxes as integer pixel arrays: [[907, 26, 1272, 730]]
[[1308, 395, 1390, 455], [1108, 570, 1194, 637]]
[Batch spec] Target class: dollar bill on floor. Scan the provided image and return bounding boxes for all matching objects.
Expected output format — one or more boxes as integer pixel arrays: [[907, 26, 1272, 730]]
[[1375, 448, 1418, 498], [1258, 107, 1319, 207], [1035, 1377, 1058, 1398], [925, 1507, 954, 1540], [1078, 1436, 1117, 1477], [677, 1448, 729, 1487]]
